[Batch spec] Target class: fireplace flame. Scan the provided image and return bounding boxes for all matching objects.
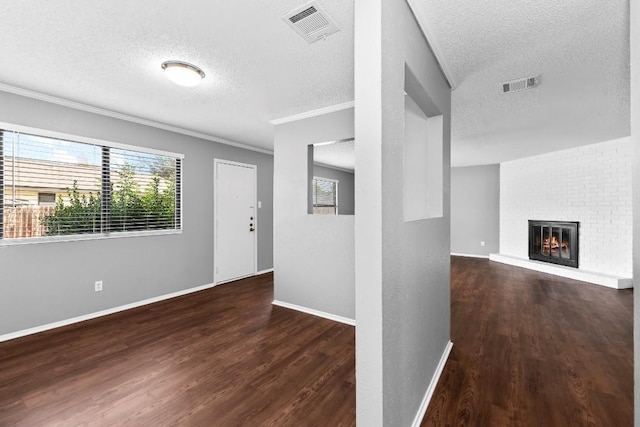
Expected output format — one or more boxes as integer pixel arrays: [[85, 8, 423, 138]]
[[542, 236, 569, 251]]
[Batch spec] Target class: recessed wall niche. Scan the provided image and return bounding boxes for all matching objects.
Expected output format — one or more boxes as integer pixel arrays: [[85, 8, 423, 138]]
[[403, 65, 443, 221], [307, 138, 355, 215]]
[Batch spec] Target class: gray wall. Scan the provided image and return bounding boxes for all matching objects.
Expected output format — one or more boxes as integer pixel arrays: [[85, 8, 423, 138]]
[[632, 0, 639, 424], [313, 164, 355, 215], [354, 0, 452, 424], [451, 165, 499, 256], [273, 108, 355, 320], [0, 90, 273, 337]]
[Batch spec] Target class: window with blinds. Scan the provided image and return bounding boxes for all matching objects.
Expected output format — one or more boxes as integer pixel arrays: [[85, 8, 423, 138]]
[[0, 128, 182, 241], [312, 177, 338, 215]]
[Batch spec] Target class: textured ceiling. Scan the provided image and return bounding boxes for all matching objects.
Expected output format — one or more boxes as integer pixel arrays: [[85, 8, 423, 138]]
[[314, 139, 355, 171], [0, 0, 353, 152], [0, 1, 630, 166], [423, 0, 630, 166]]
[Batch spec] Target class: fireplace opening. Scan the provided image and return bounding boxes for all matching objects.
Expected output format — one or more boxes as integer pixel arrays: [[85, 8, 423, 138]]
[[528, 220, 579, 268]]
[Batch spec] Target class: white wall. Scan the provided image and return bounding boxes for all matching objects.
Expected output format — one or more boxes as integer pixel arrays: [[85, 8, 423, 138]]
[[355, 0, 452, 424], [273, 108, 355, 321], [500, 137, 632, 278]]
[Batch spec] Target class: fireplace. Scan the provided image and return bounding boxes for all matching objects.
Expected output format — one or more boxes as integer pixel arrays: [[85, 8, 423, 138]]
[[528, 220, 579, 268]]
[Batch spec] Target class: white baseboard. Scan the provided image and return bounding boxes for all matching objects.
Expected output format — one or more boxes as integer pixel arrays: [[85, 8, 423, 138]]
[[450, 253, 490, 259], [1, 269, 277, 343], [272, 300, 356, 326], [0, 282, 219, 343], [257, 268, 274, 275], [411, 340, 454, 427]]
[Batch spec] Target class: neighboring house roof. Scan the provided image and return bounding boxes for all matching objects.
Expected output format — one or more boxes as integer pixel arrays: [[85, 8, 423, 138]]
[[3, 157, 167, 194], [4, 157, 100, 192]]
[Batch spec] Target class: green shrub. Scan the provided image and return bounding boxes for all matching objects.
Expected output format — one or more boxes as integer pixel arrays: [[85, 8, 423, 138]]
[[43, 164, 175, 235]]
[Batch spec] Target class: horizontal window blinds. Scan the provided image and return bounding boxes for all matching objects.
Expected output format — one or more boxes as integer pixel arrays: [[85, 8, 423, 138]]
[[0, 128, 182, 240], [107, 148, 179, 232], [312, 177, 337, 215]]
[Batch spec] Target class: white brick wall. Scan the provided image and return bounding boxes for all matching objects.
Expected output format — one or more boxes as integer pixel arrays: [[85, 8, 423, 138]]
[[500, 137, 632, 278]]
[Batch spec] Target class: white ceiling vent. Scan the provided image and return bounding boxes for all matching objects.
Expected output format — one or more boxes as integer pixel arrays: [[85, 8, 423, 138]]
[[501, 75, 540, 94], [282, 1, 340, 44]]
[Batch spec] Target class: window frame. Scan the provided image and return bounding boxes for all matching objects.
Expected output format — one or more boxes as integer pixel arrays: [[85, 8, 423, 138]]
[[312, 176, 339, 215], [37, 192, 57, 206], [0, 121, 184, 246]]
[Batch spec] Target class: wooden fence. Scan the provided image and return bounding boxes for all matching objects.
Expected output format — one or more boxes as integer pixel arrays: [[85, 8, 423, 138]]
[[2, 206, 55, 238]]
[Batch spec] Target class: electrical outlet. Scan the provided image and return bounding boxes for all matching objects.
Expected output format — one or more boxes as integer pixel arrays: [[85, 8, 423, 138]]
[[95, 280, 103, 292], [480, 241, 486, 247]]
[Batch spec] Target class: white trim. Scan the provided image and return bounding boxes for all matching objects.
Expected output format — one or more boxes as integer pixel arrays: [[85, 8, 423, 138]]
[[257, 268, 274, 275], [314, 137, 355, 146], [313, 162, 354, 174], [411, 340, 454, 427], [269, 101, 355, 125], [313, 176, 339, 184], [272, 300, 356, 326], [213, 159, 258, 285], [0, 229, 181, 247], [0, 121, 184, 159], [0, 282, 218, 343], [450, 252, 490, 259], [0, 83, 273, 155], [215, 273, 254, 286], [405, 0, 459, 89], [489, 253, 633, 289]]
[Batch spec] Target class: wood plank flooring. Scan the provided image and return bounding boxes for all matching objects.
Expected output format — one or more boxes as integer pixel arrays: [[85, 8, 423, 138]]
[[0, 273, 356, 426], [423, 256, 633, 427], [0, 258, 633, 426]]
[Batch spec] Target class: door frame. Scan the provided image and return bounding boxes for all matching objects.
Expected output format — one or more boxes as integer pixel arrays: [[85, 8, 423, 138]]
[[213, 158, 258, 285]]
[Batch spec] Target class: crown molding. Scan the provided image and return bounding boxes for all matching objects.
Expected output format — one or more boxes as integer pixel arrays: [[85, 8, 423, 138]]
[[314, 161, 354, 174], [405, 0, 459, 89], [0, 83, 274, 155], [270, 100, 355, 125]]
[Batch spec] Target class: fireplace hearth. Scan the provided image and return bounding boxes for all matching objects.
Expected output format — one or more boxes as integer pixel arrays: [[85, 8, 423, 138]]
[[528, 220, 579, 268]]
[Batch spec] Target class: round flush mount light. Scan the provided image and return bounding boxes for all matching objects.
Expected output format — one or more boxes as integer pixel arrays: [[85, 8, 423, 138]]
[[161, 61, 205, 87]]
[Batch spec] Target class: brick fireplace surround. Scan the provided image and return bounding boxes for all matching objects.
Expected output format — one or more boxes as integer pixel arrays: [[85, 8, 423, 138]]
[[492, 137, 632, 289]]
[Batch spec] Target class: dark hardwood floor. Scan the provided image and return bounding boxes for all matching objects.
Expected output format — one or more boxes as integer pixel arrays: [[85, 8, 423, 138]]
[[1, 258, 633, 426], [0, 273, 356, 426], [423, 256, 633, 427]]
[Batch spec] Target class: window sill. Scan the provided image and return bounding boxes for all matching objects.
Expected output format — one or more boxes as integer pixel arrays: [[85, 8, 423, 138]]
[[0, 229, 182, 247]]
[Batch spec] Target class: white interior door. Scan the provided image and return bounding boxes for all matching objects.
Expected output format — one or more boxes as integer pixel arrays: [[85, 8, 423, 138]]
[[214, 159, 257, 284]]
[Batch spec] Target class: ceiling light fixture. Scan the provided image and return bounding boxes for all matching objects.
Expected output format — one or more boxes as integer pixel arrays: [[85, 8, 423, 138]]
[[161, 61, 205, 87]]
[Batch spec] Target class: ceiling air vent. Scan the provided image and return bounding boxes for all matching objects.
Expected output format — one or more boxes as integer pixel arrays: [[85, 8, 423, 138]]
[[282, 1, 340, 44], [501, 75, 540, 94]]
